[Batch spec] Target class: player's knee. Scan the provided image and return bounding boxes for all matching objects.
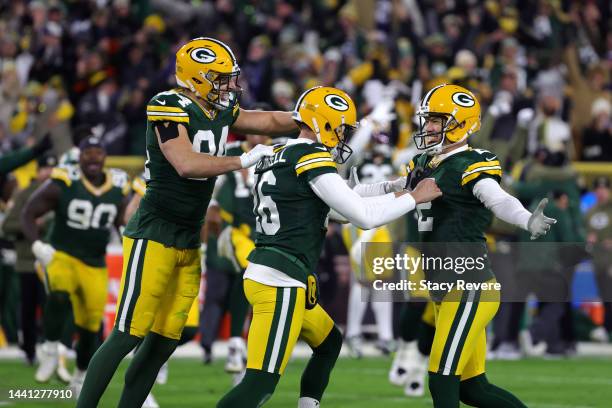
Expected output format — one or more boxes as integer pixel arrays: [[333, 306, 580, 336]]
[[314, 326, 342, 360], [459, 374, 488, 406]]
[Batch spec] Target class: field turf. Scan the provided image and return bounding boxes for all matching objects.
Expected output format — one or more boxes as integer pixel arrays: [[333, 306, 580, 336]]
[[1, 356, 611, 407]]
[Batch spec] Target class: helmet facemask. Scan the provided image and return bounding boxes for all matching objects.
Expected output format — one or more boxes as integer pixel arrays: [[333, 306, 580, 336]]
[[201, 70, 242, 110], [413, 112, 461, 155], [329, 123, 357, 164]]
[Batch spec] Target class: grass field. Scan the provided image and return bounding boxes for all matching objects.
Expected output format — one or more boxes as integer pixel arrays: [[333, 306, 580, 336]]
[[1, 356, 611, 407]]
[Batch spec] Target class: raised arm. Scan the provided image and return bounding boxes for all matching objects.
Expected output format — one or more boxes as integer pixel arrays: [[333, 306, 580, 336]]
[[156, 122, 271, 178], [310, 172, 440, 230], [231, 109, 298, 136]]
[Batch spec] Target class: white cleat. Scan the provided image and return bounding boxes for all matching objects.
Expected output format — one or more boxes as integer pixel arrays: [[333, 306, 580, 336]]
[[35, 341, 59, 383], [225, 337, 246, 374], [389, 340, 412, 386], [156, 362, 168, 385], [403, 352, 427, 397], [519, 330, 546, 357], [56, 344, 73, 383], [68, 369, 86, 399], [142, 392, 160, 408], [345, 336, 364, 359], [495, 342, 522, 361]]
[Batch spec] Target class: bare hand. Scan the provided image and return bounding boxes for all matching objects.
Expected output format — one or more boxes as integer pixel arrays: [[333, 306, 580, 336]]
[[410, 178, 442, 204]]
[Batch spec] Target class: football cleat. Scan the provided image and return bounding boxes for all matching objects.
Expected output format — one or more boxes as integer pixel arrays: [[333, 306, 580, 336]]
[[389, 340, 412, 386], [404, 351, 427, 397], [56, 343, 73, 383], [156, 362, 168, 385], [225, 337, 246, 373], [345, 336, 364, 359], [68, 369, 86, 399], [35, 341, 59, 383], [142, 392, 160, 408]]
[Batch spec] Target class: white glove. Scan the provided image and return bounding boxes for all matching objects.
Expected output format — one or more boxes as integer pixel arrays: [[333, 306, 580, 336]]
[[240, 144, 274, 168], [527, 198, 557, 240], [367, 100, 397, 128], [32, 240, 55, 267], [387, 176, 408, 193]]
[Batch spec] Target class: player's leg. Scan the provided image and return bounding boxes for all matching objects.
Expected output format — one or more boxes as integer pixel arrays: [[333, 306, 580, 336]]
[[217, 279, 305, 408], [69, 261, 108, 396], [77, 238, 176, 408], [299, 304, 342, 407], [226, 271, 250, 373], [390, 301, 425, 386], [345, 280, 368, 358], [371, 289, 394, 354], [405, 301, 435, 397], [459, 330, 527, 408], [226, 230, 254, 373], [118, 246, 200, 408], [200, 265, 231, 362], [35, 253, 75, 382], [428, 290, 498, 408]]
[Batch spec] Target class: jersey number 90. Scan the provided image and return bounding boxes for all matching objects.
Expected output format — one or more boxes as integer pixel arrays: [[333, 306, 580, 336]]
[[67, 199, 117, 230]]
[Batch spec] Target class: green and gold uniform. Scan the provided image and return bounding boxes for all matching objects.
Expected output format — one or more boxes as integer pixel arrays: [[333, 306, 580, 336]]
[[217, 142, 256, 271], [46, 165, 129, 332], [244, 140, 338, 375], [118, 89, 239, 339], [407, 146, 501, 380]]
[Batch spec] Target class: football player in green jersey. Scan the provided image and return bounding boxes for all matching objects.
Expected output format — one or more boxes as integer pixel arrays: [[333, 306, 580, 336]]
[[405, 84, 556, 408], [76, 37, 299, 408], [217, 86, 441, 408], [21, 137, 130, 396]]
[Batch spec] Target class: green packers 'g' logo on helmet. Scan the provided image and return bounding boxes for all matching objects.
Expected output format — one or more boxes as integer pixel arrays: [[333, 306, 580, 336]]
[[451, 92, 475, 107], [190, 47, 217, 64], [293, 86, 359, 164], [324, 94, 350, 111]]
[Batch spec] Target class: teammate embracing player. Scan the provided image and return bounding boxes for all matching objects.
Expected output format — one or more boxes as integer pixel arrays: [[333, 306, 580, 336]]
[[217, 86, 441, 408], [402, 84, 556, 407], [76, 37, 299, 407]]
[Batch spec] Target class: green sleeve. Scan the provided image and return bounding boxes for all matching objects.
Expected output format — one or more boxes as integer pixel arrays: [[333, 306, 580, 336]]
[[0, 147, 37, 175]]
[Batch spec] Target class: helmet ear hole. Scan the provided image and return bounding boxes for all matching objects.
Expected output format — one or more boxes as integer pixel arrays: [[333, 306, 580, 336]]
[[324, 123, 332, 131]]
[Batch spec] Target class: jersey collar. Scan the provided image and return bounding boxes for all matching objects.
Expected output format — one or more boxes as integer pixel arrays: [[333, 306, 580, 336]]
[[81, 170, 113, 196], [431, 144, 469, 166]]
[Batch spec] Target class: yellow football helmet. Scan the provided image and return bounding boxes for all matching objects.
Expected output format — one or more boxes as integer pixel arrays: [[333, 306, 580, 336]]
[[292, 86, 358, 163], [413, 83, 481, 155], [175, 37, 241, 110]]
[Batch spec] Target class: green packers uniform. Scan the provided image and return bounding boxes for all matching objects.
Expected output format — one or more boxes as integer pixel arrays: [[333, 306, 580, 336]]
[[118, 89, 239, 340], [46, 165, 129, 332], [407, 147, 501, 380], [217, 141, 257, 271], [244, 140, 338, 375]]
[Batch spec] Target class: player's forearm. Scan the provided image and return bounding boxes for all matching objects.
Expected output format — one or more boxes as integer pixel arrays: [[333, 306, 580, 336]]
[[265, 111, 299, 135], [352, 179, 405, 197], [177, 153, 242, 178], [473, 178, 531, 230], [311, 173, 415, 230]]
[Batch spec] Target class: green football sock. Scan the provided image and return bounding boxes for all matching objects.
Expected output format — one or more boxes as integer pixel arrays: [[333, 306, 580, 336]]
[[300, 325, 342, 401], [118, 331, 178, 408], [178, 326, 198, 346], [429, 372, 460, 408], [460, 373, 527, 407], [229, 273, 249, 337], [400, 302, 426, 342], [43, 291, 71, 341], [217, 368, 279, 408], [75, 326, 98, 370], [417, 321, 435, 356], [76, 328, 140, 408]]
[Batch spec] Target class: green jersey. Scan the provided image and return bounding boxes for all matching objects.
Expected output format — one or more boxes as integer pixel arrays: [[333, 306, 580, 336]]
[[48, 165, 129, 266], [408, 147, 502, 286], [409, 147, 502, 243], [123, 89, 240, 248], [219, 141, 257, 239], [247, 140, 337, 284]]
